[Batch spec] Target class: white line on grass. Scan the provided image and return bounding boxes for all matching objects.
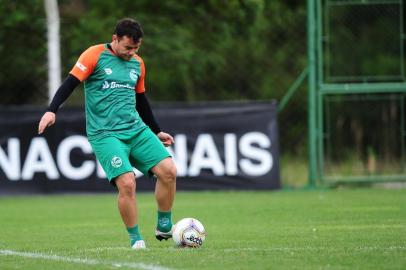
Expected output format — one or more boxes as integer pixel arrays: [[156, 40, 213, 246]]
[[0, 249, 174, 270], [82, 246, 130, 252]]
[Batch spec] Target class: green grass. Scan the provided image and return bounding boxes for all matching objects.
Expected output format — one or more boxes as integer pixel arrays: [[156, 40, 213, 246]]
[[0, 189, 405, 270]]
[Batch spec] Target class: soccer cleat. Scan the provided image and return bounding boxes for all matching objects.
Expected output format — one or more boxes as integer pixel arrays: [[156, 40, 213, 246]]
[[131, 240, 146, 249], [155, 226, 174, 241]]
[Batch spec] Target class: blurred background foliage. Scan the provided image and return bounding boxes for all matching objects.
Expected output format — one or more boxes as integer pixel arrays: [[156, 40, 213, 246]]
[[57, 0, 307, 103], [0, 0, 307, 103], [0, 0, 47, 104]]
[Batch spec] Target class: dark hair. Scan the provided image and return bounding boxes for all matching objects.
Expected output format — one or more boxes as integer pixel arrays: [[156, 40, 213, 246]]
[[114, 18, 143, 42]]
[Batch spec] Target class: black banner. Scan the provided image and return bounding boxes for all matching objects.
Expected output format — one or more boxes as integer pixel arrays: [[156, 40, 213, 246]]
[[0, 101, 279, 194]]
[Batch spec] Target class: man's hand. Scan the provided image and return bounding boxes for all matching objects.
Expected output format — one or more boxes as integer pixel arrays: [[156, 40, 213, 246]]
[[157, 131, 175, 147], [38, 112, 56, 134]]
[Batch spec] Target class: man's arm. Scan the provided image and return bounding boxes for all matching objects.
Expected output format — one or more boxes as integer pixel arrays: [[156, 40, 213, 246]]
[[38, 74, 80, 134], [47, 74, 80, 113], [136, 92, 174, 146], [136, 92, 161, 134]]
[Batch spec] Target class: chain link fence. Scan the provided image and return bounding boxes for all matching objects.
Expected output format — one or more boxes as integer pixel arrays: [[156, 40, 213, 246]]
[[315, 0, 406, 185]]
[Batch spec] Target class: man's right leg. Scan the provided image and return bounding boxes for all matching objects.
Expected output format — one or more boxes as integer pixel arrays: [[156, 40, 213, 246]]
[[115, 172, 145, 249], [89, 135, 145, 249]]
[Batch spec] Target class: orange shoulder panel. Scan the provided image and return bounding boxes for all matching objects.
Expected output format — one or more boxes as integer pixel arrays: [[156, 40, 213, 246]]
[[133, 54, 146, 93], [69, 44, 105, 82]]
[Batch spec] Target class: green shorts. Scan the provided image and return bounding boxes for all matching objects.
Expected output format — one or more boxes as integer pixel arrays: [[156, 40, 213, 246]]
[[89, 127, 171, 182]]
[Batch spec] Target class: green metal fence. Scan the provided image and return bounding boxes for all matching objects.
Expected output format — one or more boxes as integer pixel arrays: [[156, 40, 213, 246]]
[[308, 0, 406, 186]]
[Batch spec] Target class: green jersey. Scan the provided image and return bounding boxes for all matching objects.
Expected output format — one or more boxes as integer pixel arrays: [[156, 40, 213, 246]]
[[70, 44, 146, 140]]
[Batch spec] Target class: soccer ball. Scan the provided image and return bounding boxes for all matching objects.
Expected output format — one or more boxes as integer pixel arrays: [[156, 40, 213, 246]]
[[172, 218, 206, 247]]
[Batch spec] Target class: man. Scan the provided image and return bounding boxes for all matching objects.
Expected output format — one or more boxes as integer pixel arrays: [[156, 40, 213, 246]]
[[38, 18, 177, 249]]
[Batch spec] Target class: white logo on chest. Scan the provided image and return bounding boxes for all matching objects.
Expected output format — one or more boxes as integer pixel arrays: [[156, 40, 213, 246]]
[[129, 69, 138, 81], [104, 68, 112, 75]]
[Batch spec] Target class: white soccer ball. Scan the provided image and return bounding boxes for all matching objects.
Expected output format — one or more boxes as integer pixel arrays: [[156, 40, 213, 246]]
[[172, 218, 206, 247]]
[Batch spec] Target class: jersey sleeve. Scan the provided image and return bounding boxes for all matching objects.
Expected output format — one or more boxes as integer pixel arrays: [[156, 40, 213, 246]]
[[135, 56, 146, 93], [69, 45, 104, 82]]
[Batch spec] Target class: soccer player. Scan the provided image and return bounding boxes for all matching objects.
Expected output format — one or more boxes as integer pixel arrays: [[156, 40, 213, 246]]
[[38, 18, 176, 249]]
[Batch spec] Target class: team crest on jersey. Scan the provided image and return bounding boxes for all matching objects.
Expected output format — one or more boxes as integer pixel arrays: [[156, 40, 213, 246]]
[[129, 69, 138, 81], [104, 68, 112, 75], [111, 156, 122, 168]]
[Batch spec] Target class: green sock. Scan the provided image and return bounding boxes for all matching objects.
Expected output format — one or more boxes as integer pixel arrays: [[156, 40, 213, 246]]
[[127, 225, 142, 246], [157, 210, 173, 232]]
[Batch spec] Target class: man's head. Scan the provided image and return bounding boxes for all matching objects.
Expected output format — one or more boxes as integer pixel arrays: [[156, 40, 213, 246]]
[[111, 18, 144, 60], [114, 18, 143, 42]]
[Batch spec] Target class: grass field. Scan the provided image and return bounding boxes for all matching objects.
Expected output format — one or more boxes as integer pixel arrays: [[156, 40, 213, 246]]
[[0, 188, 405, 270]]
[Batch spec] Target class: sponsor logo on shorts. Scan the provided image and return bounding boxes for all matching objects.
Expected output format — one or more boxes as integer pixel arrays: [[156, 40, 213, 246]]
[[129, 69, 138, 81], [111, 156, 122, 168]]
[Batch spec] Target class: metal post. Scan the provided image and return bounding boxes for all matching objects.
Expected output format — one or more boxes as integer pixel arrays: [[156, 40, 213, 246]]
[[44, 0, 61, 103]]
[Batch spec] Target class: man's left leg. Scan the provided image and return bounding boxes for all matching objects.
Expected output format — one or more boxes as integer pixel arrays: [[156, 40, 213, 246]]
[[151, 157, 177, 240]]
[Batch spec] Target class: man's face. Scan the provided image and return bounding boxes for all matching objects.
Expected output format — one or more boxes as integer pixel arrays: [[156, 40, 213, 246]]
[[112, 35, 142, 61]]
